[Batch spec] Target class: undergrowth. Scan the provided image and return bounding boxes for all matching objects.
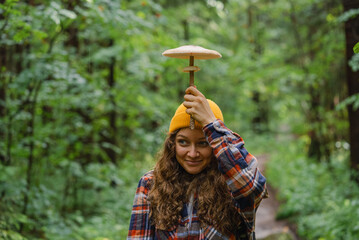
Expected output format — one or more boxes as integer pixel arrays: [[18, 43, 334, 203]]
[[0, 154, 155, 240], [265, 135, 359, 240]]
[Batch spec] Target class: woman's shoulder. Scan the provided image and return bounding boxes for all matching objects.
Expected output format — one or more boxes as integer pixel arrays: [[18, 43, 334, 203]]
[[137, 170, 154, 189], [142, 170, 154, 181]]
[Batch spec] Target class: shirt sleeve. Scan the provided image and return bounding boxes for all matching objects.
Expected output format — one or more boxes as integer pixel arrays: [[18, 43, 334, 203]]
[[203, 120, 268, 233], [127, 171, 155, 240]]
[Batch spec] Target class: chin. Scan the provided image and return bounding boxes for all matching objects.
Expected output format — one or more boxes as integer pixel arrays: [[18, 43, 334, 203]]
[[185, 168, 205, 175]]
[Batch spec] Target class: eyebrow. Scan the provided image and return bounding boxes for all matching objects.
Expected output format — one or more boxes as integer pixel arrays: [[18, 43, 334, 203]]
[[177, 134, 187, 138], [176, 134, 206, 140]]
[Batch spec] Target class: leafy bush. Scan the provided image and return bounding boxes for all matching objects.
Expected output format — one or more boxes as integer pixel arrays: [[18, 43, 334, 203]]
[[266, 137, 359, 240], [0, 153, 154, 240]]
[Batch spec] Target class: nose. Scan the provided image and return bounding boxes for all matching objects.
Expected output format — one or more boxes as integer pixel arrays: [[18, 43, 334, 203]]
[[187, 145, 199, 158]]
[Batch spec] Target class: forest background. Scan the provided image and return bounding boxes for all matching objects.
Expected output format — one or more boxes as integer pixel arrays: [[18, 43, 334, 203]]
[[1, 0, 359, 239]]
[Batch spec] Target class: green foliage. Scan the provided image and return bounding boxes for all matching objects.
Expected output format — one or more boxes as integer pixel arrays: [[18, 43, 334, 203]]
[[354, 42, 359, 54], [337, 8, 359, 22], [0, 155, 154, 240], [336, 93, 359, 111], [0, 0, 356, 239], [267, 136, 359, 240]]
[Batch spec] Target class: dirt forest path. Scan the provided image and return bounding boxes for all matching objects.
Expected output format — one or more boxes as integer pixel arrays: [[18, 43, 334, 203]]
[[255, 155, 300, 240]]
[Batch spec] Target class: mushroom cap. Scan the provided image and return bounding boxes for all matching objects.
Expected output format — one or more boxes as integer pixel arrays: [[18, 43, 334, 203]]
[[162, 45, 222, 60]]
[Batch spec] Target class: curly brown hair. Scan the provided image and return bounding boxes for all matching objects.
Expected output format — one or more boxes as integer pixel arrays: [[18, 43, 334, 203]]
[[148, 130, 242, 235]]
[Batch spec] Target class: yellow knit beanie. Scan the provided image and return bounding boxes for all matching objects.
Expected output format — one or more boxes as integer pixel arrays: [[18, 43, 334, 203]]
[[169, 99, 224, 133]]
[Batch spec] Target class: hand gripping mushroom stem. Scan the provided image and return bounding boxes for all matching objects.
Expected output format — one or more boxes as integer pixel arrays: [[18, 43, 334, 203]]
[[162, 45, 222, 129]]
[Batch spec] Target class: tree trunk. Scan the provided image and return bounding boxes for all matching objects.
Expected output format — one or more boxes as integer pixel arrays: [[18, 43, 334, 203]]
[[0, 2, 7, 201], [247, 2, 268, 133], [0, 44, 6, 164], [288, 0, 333, 161], [182, 19, 190, 41], [105, 39, 118, 164], [342, 0, 359, 172]]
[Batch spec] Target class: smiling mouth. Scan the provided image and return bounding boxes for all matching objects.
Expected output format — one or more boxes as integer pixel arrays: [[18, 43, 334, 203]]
[[185, 160, 202, 166]]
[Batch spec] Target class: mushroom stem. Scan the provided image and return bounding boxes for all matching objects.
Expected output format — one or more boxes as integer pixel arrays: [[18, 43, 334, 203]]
[[189, 56, 194, 86], [189, 55, 195, 129]]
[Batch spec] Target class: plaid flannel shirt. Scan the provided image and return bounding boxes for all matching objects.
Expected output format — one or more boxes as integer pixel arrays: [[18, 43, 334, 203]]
[[127, 120, 268, 240]]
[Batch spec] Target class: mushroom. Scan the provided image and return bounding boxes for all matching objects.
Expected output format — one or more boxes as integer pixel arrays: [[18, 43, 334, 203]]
[[162, 45, 222, 60], [162, 45, 222, 129]]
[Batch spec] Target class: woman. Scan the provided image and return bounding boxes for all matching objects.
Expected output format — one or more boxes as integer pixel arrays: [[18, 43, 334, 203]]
[[127, 86, 268, 240]]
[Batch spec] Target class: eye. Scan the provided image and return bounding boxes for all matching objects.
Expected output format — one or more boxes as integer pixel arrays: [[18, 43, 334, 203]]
[[177, 139, 188, 146], [197, 141, 209, 147]]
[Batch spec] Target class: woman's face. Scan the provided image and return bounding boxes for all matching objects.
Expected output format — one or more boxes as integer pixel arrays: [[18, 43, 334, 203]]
[[175, 128, 213, 175]]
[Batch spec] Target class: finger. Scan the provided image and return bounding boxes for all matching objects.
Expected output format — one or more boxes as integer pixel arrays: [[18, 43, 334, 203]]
[[185, 108, 192, 115], [185, 86, 197, 94], [185, 107, 197, 117], [185, 86, 204, 97], [183, 100, 195, 108], [184, 94, 196, 101]]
